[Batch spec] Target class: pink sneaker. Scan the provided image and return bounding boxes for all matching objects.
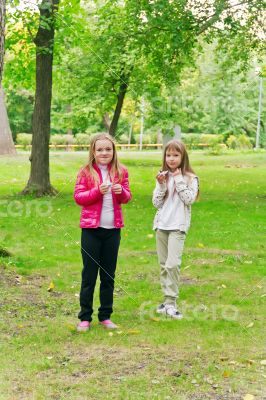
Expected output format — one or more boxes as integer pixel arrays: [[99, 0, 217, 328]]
[[77, 321, 90, 332], [99, 319, 118, 329]]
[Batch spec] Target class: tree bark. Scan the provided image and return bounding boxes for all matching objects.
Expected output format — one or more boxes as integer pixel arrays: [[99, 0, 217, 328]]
[[0, 88, 16, 155], [109, 75, 129, 137], [0, 0, 16, 156], [0, 0, 5, 84], [102, 112, 111, 131], [22, 0, 59, 196]]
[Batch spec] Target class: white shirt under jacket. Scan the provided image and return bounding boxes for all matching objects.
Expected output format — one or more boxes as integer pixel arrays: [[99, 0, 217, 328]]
[[152, 173, 199, 233], [98, 164, 115, 229]]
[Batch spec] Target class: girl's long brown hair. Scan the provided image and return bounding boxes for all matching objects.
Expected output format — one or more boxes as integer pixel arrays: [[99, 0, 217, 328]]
[[162, 140, 199, 198], [80, 133, 123, 183], [162, 140, 195, 176]]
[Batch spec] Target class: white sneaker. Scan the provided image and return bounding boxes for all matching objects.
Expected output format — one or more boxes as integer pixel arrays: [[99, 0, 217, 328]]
[[156, 303, 166, 314], [165, 305, 183, 320]]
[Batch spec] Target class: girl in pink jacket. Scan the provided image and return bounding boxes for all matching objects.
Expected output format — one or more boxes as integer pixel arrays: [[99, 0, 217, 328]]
[[74, 133, 132, 331]]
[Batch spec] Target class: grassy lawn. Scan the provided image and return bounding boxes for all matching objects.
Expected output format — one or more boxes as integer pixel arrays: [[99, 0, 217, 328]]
[[0, 150, 265, 400]]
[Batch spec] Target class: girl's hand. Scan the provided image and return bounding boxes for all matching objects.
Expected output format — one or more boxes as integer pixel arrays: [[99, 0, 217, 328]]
[[99, 183, 110, 194], [156, 172, 167, 184], [172, 168, 181, 176], [112, 184, 122, 194]]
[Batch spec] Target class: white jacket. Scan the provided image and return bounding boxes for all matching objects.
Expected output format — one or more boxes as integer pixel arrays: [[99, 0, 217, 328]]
[[152, 173, 199, 233]]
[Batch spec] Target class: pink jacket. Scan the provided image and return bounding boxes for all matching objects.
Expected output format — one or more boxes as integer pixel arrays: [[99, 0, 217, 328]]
[[74, 164, 132, 229]]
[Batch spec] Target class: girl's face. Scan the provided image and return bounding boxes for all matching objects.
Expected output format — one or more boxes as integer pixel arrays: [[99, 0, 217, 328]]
[[165, 148, 182, 172], [94, 139, 114, 165]]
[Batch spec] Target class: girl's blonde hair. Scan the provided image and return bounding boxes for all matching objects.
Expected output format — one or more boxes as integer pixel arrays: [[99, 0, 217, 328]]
[[162, 140, 195, 176], [81, 133, 123, 183]]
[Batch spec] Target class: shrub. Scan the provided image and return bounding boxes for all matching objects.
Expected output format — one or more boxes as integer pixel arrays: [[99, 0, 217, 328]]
[[238, 134, 253, 149], [118, 134, 129, 144], [226, 135, 238, 149], [50, 134, 76, 146], [200, 134, 223, 146], [226, 134, 253, 149], [75, 134, 91, 146], [135, 133, 153, 144], [207, 143, 227, 155], [16, 133, 32, 148]]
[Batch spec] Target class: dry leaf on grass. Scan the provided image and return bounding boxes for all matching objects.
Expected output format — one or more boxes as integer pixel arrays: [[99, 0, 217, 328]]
[[243, 395, 255, 400], [47, 281, 55, 292], [127, 329, 141, 335], [246, 322, 254, 328], [222, 370, 231, 378]]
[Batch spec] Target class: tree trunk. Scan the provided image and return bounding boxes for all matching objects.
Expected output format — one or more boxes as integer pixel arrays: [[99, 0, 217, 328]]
[[22, 0, 59, 196], [0, 87, 16, 155], [109, 76, 129, 137], [0, 0, 5, 84], [102, 112, 111, 131]]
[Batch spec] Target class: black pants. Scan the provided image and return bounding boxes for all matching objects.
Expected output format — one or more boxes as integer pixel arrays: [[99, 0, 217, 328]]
[[78, 227, 121, 322]]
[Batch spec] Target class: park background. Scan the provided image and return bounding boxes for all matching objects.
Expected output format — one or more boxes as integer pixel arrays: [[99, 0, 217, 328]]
[[0, 1, 266, 399]]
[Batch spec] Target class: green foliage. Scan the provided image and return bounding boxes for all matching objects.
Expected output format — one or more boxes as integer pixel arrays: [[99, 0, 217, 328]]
[[75, 133, 91, 145], [226, 134, 253, 149], [16, 133, 32, 147], [50, 134, 75, 145], [5, 89, 34, 140], [3, 0, 265, 143]]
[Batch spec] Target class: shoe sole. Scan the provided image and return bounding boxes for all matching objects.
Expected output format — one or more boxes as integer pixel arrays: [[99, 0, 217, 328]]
[[156, 308, 166, 314], [99, 324, 118, 329], [165, 313, 183, 320], [77, 326, 90, 332]]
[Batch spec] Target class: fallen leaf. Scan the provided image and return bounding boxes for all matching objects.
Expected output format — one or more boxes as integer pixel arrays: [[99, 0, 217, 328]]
[[260, 360, 266, 366], [220, 356, 229, 361], [47, 282, 55, 292], [147, 234, 154, 239], [221, 284, 227, 288], [243, 395, 255, 400], [246, 360, 255, 365], [223, 370, 231, 378], [108, 332, 113, 337], [15, 275, 22, 284], [246, 322, 254, 328], [117, 331, 123, 335], [150, 317, 160, 322], [197, 243, 205, 248], [47, 356, 53, 360], [127, 329, 141, 335]]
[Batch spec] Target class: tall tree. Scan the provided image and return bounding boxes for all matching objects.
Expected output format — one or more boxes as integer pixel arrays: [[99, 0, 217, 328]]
[[0, 0, 4, 83], [0, 0, 16, 155], [57, 0, 265, 137], [22, 0, 59, 195]]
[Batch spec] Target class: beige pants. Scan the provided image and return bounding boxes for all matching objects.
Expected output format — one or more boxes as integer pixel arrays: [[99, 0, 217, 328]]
[[156, 229, 186, 306]]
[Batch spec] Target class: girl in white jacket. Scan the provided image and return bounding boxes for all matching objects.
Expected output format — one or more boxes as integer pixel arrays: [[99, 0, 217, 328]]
[[152, 140, 199, 319]]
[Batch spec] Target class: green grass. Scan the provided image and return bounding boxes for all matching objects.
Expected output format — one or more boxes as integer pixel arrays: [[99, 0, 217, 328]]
[[0, 150, 265, 400]]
